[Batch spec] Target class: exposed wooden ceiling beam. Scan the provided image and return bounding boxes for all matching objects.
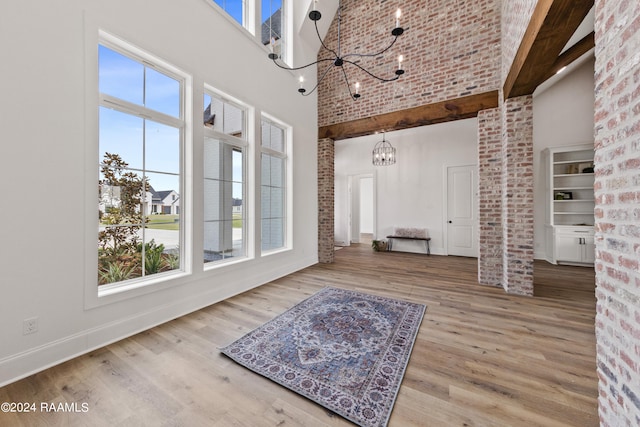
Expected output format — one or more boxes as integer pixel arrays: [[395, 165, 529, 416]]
[[503, 0, 593, 100], [318, 91, 499, 141], [542, 31, 594, 82]]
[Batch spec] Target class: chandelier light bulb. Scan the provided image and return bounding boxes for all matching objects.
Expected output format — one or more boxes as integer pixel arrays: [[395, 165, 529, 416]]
[[268, 0, 406, 100]]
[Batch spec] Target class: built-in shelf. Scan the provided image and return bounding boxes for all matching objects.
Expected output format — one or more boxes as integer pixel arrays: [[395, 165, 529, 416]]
[[543, 144, 595, 265]]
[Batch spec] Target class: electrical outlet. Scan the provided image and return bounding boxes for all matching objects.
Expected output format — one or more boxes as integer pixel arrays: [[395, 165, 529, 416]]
[[23, 317, 38, 335]]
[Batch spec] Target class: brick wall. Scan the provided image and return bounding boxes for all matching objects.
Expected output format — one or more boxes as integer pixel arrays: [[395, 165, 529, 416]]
[[501, 95, 534, 296], [478, 107, 504, 286], [316, 0, 536, 300], [593, 1, 640, 425], [318, 138, 335, 263], [501, 0, 537, 81], [317, 0, 501, 128]]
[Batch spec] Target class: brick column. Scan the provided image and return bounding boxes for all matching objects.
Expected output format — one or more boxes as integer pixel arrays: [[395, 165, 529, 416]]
[[594, 1, 640, 425], [501, 95, 534, 296], [318, 138, 335, 263], [478, 107, 503, 286]]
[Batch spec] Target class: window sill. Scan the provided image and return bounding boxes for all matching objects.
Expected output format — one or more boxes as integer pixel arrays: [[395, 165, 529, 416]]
[[86, 271, 192, 309]]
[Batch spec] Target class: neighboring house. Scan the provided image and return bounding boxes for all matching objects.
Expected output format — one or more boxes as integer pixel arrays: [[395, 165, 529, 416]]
[[232, 197, 242, 214], [148, 187, 180, 215], [99, 185, 180, 216]]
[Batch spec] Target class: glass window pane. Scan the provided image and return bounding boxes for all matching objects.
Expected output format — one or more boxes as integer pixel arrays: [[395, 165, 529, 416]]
[[261, 219, 271, 249], [270, 187, 283, 217], [146, 172, 180, 214], [261, 185, 271, 218], [145, 120, 180, 174], [214, 0, 245, 25], [261, 0, 284, 60], [270, 156, 284, 187], [223, 102, 244, 138], [261, 154, 271, 185], [261, 121, 271, 149], [145, 67, 180, 118], [270, 123, 284, 152], [204, 179, 223, 221], [204, 93, 214, 127], [204, 137, 222, 179], [232, 149, 243, 183], [99, 45, 143, 105], [99, 107, 143, 170]]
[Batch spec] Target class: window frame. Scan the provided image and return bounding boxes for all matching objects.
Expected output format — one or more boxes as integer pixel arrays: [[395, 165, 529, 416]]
[[203, 87, 252, 269], [260, 114, 292, 255], [87, 31, 193, 307]]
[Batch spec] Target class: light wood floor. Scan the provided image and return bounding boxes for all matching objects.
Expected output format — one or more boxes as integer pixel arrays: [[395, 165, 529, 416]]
[[0, 245, 597, 426]]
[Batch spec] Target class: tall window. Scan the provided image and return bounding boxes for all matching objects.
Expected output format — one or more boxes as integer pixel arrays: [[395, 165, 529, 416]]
[[261, 117, 287, 252], [261, 0, 285, 62], [213, 0, 246, 26], [98, 40, 184, 287], [203, 91, 247, 264]]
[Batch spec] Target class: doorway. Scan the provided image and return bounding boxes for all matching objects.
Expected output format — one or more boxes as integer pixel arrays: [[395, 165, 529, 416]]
[[348, 173, 376, 244]]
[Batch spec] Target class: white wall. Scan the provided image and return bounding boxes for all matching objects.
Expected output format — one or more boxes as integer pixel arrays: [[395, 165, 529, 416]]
[[335, 119, 478, 255], [359, 177, 374, 234], [533, 56, 595, 259], [0, 0, 319, 385]]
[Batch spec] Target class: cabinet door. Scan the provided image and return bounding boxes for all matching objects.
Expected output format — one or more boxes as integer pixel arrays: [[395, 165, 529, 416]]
[[583, 236, 596, 264], [555, 234, 582, 263]]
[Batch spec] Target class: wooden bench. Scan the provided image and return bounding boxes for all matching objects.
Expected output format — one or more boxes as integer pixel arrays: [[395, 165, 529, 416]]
[[386, 235, 431, 255]]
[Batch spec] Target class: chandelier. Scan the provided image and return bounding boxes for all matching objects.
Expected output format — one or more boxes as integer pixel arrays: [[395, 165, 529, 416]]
[[372, 133, 396, 166], [267, 0, 406, 100]]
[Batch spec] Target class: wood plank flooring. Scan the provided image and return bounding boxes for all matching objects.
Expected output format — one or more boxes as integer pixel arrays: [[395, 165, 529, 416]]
[[0, 245, 598, 426]]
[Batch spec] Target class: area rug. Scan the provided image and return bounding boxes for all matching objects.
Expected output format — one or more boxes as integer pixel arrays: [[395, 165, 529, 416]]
[[220, 287, 426, 427]]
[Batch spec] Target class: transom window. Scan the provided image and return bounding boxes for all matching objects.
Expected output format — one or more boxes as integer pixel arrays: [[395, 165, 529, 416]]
[[203, 91, 248, 265], [98, 39, 185, 288]]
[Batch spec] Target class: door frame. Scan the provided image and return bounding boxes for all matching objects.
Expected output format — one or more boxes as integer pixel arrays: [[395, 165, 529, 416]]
[[442, 164, 478, 256]]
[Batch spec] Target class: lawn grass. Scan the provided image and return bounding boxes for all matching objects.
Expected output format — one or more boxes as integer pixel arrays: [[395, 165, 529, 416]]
[[144, 214, 243, 230], [146, 214, 179, 230]]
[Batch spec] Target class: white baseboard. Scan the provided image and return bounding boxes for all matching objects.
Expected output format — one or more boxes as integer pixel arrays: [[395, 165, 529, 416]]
[[0, 256, 317, 387]]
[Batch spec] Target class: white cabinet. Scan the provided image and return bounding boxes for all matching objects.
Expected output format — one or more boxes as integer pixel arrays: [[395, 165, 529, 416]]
[[543, 145, 595, 265], [554, 226, 595, 265]]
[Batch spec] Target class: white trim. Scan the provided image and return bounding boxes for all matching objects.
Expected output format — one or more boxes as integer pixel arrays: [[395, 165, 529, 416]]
[[202, 86, 253, 268], [0, 255, 317, 388], [86, 29, 193, 308]]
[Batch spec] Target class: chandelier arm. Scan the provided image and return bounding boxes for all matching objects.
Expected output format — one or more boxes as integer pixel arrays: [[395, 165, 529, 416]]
[[344, 60, 400, 83], [314, 15, 339, 58], [342, 35, 399, 60], [270, 57, 335, 72], [299, 61, 335, 97], [338, 65, 357, 99]]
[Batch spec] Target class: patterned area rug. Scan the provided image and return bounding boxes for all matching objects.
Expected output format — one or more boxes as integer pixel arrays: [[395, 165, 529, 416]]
[[220, 287, 426, 427]]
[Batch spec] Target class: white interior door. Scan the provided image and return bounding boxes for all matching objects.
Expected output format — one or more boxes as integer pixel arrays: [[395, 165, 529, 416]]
[[446, 165, 478, 257]]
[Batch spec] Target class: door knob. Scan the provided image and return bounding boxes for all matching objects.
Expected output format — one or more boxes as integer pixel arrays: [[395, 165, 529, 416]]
[[448, 221, 452, 223]]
